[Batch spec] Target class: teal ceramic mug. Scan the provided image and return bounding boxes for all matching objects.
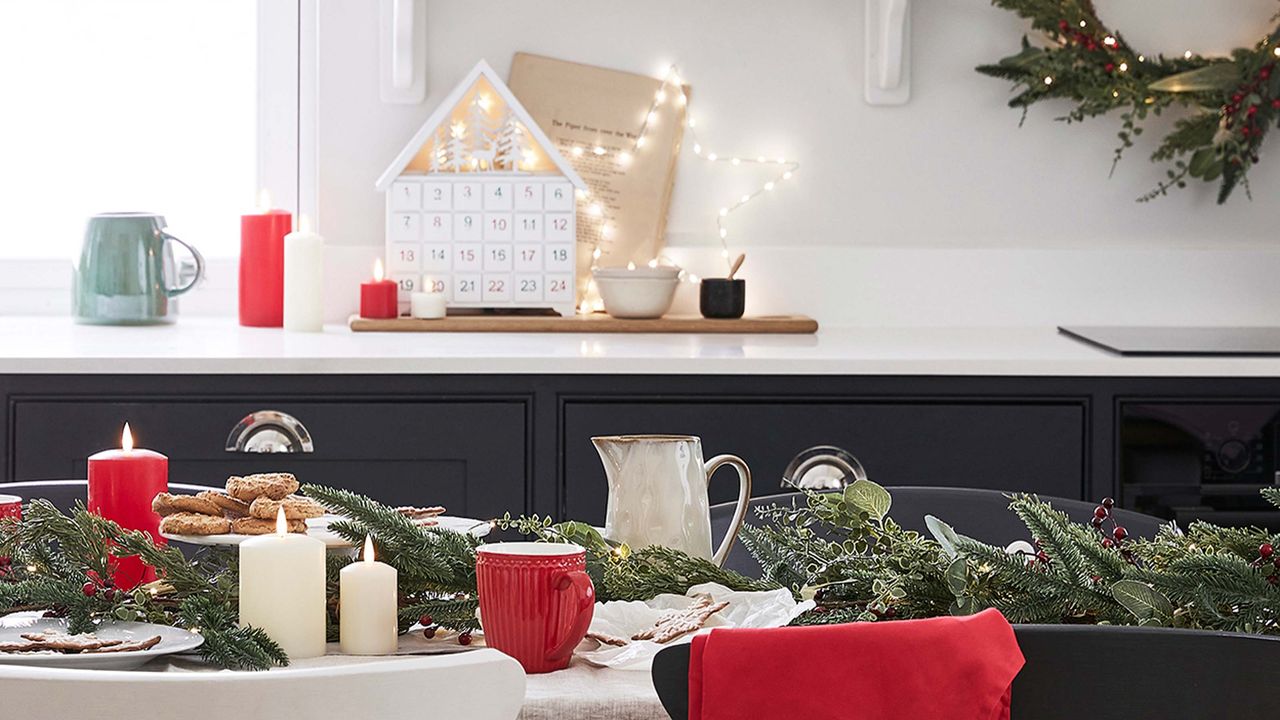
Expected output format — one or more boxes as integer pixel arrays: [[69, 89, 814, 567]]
[[73, 213, 205, 325]]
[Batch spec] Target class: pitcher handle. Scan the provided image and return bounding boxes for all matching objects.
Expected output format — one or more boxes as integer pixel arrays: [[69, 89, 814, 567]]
[[546, 568, 595, 663], [704, 454, 752, 567], [162, 232, 206, 297]]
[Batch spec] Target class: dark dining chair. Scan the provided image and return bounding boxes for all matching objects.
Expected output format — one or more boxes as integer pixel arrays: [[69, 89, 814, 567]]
[[652, 624, 1280, 720], [1, 480, 221, 514], [714, 486, 1168, 577]]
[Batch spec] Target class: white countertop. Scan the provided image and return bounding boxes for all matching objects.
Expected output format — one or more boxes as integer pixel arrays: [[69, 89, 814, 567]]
[[1, 316, 1280, 376]]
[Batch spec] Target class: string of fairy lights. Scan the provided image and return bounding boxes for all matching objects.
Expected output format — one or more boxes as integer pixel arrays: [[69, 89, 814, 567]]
[[568, 65, 799, 312]]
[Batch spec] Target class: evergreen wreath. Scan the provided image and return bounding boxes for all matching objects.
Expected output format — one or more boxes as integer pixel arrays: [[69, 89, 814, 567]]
[[979, 0, 1280, 202]]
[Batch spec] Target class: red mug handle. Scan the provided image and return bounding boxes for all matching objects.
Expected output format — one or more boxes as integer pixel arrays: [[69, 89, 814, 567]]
[[546, 569, 595, 663]]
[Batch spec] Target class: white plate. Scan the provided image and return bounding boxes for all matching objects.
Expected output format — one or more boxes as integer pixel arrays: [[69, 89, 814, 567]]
[[162, 514, 492, 547], [0, 618, 204, 670]]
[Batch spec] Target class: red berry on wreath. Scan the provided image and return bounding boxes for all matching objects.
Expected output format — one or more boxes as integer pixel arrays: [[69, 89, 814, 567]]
[[1058, 20, 1069, 31], [1113, 526, 1128, 541], [1094, 506, 1108, 519], [1247, 106, 1259, 117], [1262, 543, 1275, 559], [1104, 63, 1115, 73], [81, 582, 97, 597], [458, 631, 473, 646], [1102, 498, 1114, 509], [418, 614, 433, 627], [1102, 538, 1115, 549], [1090, 516, 1103, 528], [1272, 99, 1280, 109], [1233, 93, 1244, 103], [422, 626, 437, 639], [102, 587, 115, 602], [1261, 68, 1272, 80]]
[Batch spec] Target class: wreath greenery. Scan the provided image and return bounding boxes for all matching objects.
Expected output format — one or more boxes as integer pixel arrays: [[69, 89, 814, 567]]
[[979, 0, 1280, 202]]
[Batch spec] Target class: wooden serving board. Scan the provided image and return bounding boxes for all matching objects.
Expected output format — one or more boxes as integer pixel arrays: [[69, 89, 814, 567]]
[[348, 314, 818, 334]]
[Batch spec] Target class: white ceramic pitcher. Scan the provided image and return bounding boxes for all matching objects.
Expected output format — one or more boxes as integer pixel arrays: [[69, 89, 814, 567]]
[[592, 435, 752, 566]]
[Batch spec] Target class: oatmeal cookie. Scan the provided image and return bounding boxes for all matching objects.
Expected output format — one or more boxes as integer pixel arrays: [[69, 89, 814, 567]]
[[197, 491, 251, 518], [159, 512, 231, 536], [225, 473, 299, 501], [249, 494, 325, 521], [151, 492, 223, 517], [231, 516, 307, 535]]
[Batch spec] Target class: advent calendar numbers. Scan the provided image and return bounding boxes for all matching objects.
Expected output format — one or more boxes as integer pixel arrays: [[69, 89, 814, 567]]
[[384, 176, 577, 314]]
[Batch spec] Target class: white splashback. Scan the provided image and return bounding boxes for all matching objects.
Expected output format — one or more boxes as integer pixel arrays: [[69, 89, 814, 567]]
[[300, 0, 1280, 328]]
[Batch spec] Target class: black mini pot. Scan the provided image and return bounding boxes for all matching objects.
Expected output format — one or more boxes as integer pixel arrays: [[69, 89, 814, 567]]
[[699, 278, 745, 319]]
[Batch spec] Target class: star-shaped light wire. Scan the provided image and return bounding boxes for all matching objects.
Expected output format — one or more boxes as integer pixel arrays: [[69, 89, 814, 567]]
[[571, 65, 799, 311]]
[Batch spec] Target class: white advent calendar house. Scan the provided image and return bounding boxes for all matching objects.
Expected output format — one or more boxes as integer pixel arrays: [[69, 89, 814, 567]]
[[375, 60, 587, 317]]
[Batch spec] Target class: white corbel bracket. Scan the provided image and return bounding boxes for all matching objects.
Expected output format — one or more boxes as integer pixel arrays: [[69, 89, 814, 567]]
[[379, 0, 427, 104], [865, 0, 911, 105]]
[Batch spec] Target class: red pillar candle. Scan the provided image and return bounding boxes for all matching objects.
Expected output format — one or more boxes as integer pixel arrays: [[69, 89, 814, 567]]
[[360, 258, 399, 319], [240, 196, 293, 327], [87, 423, 168, 589]]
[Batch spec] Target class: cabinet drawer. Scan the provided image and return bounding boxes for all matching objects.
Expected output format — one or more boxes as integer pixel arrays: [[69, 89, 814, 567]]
[[12, 400, 526, 518], [563, 401, 1084, 523]]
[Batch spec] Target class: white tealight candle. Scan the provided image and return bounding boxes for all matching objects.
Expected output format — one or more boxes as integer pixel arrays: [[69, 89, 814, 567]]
[[339, 536, 399, 655], [409, 291, 446, 319], [239, 507, 327, 659], [283, 214, 324, 332]]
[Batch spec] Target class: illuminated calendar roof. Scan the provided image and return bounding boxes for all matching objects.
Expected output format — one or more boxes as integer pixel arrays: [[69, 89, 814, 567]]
[[375, 59, 587, 192]]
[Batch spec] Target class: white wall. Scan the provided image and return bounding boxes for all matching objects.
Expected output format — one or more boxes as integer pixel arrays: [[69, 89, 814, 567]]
[[306, 0, 1280, 325]]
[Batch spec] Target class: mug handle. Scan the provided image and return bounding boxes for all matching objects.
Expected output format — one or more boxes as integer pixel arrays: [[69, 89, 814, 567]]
[[162, 232, 206, 297], [546, 569, 595, 663], [704, 454, 752, 567]]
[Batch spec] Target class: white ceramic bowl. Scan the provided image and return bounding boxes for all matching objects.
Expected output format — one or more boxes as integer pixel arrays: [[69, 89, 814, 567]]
[[592, 268, 680, 319]]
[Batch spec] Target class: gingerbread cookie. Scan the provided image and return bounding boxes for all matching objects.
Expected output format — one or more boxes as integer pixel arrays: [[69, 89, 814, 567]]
[[10, 632, 123, 653], [87, 635, 162, 653], [159, 512, 232, 536], [585, 631, 630, 647], [197, 491, 251, 518], [151, 493, 222, 517], [631, 596, 729, 644], [249, 495, 325, 521], [226, 473, 299, 501], [395, 506, 446, 522], [231, 516, 307, 535]]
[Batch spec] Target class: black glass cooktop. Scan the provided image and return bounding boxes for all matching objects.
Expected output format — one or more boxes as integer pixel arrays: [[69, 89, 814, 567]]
[[1059, 326, 1280, 356]]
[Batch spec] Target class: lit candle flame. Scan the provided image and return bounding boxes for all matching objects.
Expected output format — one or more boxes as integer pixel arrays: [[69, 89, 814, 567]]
[[121, 423, 133, 453], [627, 261, 636, 271], [373, 258, 385, 283], [363, 535, 376, 563], [275, 505, 288, 536]]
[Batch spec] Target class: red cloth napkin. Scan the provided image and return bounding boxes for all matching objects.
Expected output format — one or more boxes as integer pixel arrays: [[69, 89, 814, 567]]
[[688, 608, 1024, 720]]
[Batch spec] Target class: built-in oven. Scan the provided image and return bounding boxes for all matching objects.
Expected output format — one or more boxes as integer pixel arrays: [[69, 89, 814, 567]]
[[1120, 402, 1280, 530]]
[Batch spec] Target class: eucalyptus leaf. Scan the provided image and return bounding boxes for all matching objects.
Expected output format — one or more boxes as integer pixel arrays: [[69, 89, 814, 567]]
[[844, 479, 892, 521], [945, 557, 968, 597], [1188, 147, 1216, 177], [926, 515, 960, 558], [1111, 580, 1173, 621], [1148, 63, 1241, 93]]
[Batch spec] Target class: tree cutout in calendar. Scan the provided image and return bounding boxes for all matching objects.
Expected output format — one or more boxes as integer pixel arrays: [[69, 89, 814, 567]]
[[375, 60, 588, 317]]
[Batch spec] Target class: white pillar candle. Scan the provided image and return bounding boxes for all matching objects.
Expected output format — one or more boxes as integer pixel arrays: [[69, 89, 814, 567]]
[[239, 507, 327, 659], [283, 215, 325, 332], [339, 536, 399, 655], [409, 291, 446, 319]]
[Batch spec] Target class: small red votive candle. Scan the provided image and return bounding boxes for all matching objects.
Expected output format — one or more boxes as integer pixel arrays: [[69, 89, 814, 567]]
[[87, 423, 168, 590], [360, 259, 399, 319]]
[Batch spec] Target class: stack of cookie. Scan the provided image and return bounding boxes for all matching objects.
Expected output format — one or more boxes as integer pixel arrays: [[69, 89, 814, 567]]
[[154, 473, 325, 536]]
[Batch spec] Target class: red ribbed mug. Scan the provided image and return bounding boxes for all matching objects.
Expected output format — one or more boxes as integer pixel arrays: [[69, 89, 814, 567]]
[[476, 542, 595, 673]]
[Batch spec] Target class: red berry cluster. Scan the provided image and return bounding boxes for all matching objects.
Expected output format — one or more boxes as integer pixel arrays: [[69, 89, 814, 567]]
[[1057, 19, 1103, 52], [81, 570, 117, 601], [1090, 498, 1135, 563], [0, 555, 11, 579], [418, 614, 472, 645], [1223, 63, 1276, 153], [1251, 543, 1280, 585]]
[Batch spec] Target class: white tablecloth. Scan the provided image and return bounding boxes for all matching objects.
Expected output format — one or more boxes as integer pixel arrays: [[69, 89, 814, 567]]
[[521, 660, 667, 720]]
